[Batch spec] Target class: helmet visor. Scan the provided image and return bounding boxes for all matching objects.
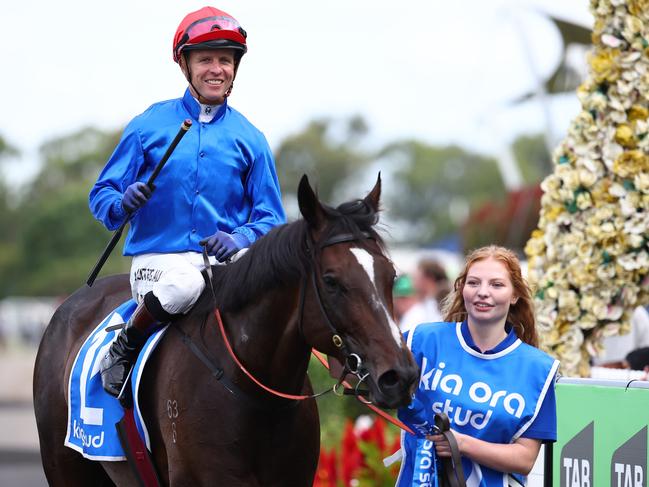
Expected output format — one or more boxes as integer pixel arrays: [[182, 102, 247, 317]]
[[189, 15, 242, 35], [181, 16, 245, 45]]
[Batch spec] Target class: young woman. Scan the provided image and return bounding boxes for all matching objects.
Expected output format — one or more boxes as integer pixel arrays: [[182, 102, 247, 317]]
[[397, 246, 559, 486]]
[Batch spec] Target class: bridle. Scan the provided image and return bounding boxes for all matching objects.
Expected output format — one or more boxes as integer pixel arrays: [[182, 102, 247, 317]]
[[296, 230, 376, 392], [200, 230, 376, 402]]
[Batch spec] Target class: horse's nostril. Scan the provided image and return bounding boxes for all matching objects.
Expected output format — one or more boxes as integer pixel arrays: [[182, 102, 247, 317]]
[[378, 370, 400, 390]]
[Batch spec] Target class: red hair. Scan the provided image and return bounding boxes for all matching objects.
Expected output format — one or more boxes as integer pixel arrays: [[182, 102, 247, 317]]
[[441, 245, 538, 347]]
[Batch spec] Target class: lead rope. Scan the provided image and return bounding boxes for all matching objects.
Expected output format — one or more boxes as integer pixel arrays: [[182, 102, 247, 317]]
[[432, 413, 466, 487]]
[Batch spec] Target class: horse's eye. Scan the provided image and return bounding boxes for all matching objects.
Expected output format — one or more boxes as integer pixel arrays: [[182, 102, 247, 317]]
[[322, 274, 340, 290]]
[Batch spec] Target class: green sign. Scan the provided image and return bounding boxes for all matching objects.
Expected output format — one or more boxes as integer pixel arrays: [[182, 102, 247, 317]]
[[554, 379, 649, 487]]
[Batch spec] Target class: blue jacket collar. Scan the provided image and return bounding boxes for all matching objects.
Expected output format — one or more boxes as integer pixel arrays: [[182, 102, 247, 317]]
[[182, 88, 227, 122], [460, 319, 518, 354]]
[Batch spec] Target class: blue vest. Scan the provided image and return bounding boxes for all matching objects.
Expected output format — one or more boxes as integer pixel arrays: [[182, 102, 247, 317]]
[[396, 322, 559, 487]]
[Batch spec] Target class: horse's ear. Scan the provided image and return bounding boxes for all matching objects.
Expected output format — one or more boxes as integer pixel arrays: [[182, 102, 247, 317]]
[[363, 172, 382, 213], [298, 174, 326, 229]]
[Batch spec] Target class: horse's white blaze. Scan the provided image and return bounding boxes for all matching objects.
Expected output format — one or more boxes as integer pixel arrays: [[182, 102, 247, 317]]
[[350, 248, 375, 285], [350, 248, 402, 347], [384, 306, 403, 347]]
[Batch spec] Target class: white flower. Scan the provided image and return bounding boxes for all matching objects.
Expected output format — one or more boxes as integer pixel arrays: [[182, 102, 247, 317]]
[[618, 251, 649, 271], [578, 168, 598, 187], [635, 172, 649, 192], [609, 183, 627, 198], [628, 233, 645, 248], [602, 33, 623, 47], [620, 51, 642, 67], [596, 264, 616, 281], [602, 142, 624, 168]]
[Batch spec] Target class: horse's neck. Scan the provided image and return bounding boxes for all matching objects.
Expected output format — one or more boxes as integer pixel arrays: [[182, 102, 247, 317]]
[[220, 285, 311, 394]]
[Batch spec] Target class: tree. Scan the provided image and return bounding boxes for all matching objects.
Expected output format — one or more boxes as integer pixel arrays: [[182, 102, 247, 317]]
[[0, 127, 128, 298], [511, 133, 552, 184], [378, 140, 505, 245], [28, 127, 121, 202], [0, 134, 20, 290], [0, 134, 18, 160], [9, 184, 127, 296], [274, 115, 371, 216]]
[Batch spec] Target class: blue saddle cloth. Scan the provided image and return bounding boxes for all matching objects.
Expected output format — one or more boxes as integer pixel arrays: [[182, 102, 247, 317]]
[[64, 300, 168, 460]]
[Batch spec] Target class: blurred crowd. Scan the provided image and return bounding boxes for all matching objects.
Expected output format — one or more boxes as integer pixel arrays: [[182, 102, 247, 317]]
[[392, 259, 450, 334], [596, 304, 649, 377]]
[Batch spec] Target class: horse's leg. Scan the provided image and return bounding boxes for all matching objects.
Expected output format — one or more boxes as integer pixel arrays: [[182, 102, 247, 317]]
[[171, 401, 319, 487], [100, 460, 141, 486], [273, 400, 320, 486], [249, 390, 319, 486]]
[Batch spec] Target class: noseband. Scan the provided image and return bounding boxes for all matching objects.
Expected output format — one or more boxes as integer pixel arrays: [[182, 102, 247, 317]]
[[297, 231, 374, 397]]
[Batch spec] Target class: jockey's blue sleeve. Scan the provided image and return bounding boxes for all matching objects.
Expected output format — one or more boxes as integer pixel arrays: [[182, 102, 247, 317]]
[[89, 88, 286, 256]]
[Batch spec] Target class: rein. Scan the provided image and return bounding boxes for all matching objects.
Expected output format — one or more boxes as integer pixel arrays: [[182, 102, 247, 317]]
[[212, 306, 336, 401]]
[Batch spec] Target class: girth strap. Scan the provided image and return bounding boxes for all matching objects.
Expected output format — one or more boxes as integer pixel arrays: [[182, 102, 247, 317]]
[[171, 324, 297, 411], [172, 327, 225, 384]]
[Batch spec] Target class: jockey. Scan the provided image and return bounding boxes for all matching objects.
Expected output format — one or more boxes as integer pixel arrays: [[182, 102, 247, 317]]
[[89, 6, 285, 399]]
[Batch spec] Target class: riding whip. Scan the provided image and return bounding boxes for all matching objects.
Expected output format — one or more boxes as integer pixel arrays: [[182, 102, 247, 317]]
[[86, 119, 192, 286]]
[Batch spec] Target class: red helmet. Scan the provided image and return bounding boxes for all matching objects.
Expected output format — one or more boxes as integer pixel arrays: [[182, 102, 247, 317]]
[[173, 6, 247, 64]]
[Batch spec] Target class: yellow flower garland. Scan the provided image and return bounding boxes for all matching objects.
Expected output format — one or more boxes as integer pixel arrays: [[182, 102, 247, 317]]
[[525, 0, 649, 377]]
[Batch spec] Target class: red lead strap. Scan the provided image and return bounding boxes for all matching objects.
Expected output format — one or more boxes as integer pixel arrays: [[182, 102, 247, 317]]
[[214, 308, 314, 400], [213, 308, 414, 434]]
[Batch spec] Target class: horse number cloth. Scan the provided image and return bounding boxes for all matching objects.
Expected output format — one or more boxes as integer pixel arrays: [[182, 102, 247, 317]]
[[64, 300, 168, 460]]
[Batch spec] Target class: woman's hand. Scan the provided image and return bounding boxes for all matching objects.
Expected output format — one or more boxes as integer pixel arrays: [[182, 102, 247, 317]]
[[427, 430, 541, 475], [427, 429, 465, 457]]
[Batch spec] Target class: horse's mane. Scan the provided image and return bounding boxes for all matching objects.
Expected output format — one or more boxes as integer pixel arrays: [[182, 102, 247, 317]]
[[194, 197, 385, 313]]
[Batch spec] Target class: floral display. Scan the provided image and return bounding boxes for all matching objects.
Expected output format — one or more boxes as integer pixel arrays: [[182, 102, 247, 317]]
[[525, 0, 649, 377], [314, 417, 401, 487]]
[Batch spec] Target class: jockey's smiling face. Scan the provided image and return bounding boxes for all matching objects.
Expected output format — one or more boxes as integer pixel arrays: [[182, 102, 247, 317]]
[[462, 257, 518, 328], [181, 48, 236, 105]]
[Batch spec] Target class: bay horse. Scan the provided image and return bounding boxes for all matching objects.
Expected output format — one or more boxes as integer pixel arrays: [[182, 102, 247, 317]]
[[34, 175, 418, 486]]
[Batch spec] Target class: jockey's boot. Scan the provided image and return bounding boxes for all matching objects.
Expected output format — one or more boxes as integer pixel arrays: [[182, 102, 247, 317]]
[[100, 301, 156, 399]]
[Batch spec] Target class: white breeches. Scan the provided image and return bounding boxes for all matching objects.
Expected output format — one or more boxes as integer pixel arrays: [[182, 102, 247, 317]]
[[130, 252, 217, 315]]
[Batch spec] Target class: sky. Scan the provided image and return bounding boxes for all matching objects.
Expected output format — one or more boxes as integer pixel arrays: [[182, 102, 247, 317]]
[[0, 0, 593, 187]]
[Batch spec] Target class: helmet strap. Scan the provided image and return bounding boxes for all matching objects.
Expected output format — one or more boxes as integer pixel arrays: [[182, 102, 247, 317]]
[[183, 52, 207, 104]]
